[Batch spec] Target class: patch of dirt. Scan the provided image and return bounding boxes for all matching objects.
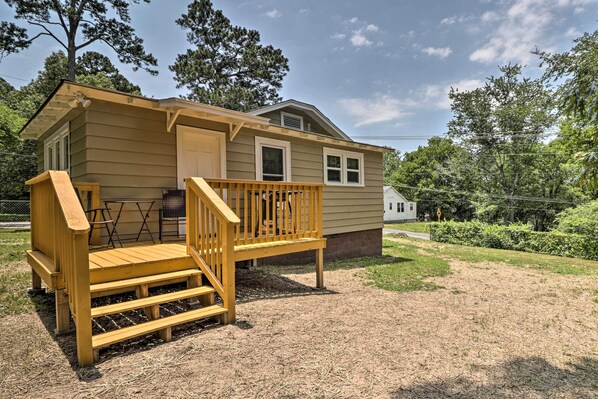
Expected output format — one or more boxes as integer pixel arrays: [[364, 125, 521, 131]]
[[0, 260, 596, 398]]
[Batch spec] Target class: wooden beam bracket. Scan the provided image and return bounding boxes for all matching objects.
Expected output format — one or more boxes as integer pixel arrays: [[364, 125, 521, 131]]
[[229, 122, 245, 141], [166, 109, 181, 133]]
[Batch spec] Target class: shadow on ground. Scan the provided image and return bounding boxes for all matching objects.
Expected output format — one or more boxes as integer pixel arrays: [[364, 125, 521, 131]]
[[391, 356, 598, 398], [256, 254, 411, 276], [235, 267, 338, 303]]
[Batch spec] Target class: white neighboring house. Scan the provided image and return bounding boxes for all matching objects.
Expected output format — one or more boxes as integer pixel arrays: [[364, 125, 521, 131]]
[[383, 186, 417, 222]]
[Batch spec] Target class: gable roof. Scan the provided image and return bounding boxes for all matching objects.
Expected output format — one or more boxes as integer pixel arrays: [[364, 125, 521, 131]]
[[19, 81, 390, 153], [249, 99, 352, 141], [383, 186, 413, 202]]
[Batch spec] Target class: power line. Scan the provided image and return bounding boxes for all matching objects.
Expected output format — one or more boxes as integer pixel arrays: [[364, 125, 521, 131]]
[[0, 73, 29, 82], [393, 184, 581, 204]]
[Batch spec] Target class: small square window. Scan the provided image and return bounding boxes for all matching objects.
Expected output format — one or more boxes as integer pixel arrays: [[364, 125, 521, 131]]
[[323, 148, 363, 186]]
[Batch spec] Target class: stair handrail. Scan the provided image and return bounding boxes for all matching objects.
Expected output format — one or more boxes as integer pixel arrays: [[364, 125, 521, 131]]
[[26, 170, 94, 365], [185, 177, 240, 323]]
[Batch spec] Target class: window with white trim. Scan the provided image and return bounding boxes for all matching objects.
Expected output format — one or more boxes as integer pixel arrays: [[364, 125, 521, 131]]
[[281, 111, 303, 130], [323, 148, 364, 186], [397, 203, 404, 213], [410, 203, 414, 211], [44, 123, 70, 171], [255, 136, 291, 182]]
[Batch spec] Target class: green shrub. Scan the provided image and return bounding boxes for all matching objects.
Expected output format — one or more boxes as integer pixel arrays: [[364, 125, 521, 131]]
[[554, 200, 598, 237], [429, 221, 598, 261], [0, 214, 29, 222]]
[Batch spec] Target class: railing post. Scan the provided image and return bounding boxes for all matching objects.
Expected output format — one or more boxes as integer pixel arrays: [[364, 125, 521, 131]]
[[316, 185, 323, 239], [90, 184, 101, 245], [73, 232, 93, 366], [221, 222, 236, 324]]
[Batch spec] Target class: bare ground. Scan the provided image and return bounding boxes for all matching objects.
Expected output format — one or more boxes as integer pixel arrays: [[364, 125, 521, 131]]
[[0, 241, 597, 398]]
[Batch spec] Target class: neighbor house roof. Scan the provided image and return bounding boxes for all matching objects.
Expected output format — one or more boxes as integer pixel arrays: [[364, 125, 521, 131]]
[[249, 99, 352, 141], [384, 186, 414, 202], [20, 81, 390, 153]]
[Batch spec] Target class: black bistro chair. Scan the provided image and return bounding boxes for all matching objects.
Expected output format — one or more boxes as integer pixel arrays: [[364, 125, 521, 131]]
[[74, 188, 119, 249], [159, 189, 186, 242]]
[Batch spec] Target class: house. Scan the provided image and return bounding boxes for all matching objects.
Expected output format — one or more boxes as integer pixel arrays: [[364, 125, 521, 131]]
[[20, 81, 388, 365], [383, 186, 417, 222]]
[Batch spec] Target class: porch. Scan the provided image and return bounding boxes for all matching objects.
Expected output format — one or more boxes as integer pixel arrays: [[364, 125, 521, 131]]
[[26, 171, 325, 365]]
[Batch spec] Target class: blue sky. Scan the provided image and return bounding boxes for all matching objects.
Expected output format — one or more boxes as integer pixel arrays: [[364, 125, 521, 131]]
[[1, 0, 597, 153]]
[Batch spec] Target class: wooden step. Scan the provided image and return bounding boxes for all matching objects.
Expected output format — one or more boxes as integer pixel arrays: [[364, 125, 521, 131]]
[[91, 286, 216, 318], [92, 305, 227, 350], [90, 269, 202, 295]]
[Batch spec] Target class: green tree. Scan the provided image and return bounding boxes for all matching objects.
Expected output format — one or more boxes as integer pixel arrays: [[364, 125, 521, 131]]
[[448, 64, 557, 223], [0, 0, 157, 80], [537, 30, 598, 189], [0, 103, 33, 199], [4, 51, 142, 119], [383, 149, 401, 185], [391, 137, 477, 221], [77, 51, 142, 94], [554, 199, 598, 236], [170, 0, 290, 111]]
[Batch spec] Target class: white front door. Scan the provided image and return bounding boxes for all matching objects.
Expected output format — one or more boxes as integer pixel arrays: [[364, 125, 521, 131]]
[[176, 126, 226, 189]]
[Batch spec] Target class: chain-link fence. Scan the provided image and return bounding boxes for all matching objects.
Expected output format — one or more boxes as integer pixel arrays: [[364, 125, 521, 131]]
[[0, 200, 30, 222]]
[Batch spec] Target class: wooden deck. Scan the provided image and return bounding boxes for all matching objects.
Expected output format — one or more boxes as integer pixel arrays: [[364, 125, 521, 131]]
[[88, 242, 193, 284], [26, 172, 326, 366]]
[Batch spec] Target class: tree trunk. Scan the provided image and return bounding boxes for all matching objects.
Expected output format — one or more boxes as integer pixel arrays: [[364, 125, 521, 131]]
[[507, 198, 515, 223], [67, 45, 76, 81]]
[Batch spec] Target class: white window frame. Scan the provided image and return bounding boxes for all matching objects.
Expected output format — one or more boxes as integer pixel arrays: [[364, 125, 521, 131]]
[[255, 136, 292, 182], [44, 122, 70, 172], [323, 148, 365, 187], [281, 111, 304, 130]]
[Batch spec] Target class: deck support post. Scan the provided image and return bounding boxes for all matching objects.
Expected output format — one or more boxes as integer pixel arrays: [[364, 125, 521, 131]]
[[136, 284, 171, 342], [55, 288, 71, 335], [316, 248, 324, 289], [28, 268, 46, 295]]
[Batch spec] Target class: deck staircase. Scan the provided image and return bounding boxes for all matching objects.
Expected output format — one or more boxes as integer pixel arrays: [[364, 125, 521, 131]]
[[89, 268, 226, 360]]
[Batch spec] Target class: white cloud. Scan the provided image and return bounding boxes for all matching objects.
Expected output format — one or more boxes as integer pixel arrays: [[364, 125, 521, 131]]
[[440, 15, 472, 25], [338, 95, 414, 127], [470, 0, 598, 64], [565, 27, 580, 38], [481, 11, 500, 22], [423, 79, 485, 109], [331, 33, 346, 40], [422, 46, 453, 59], [264, 9, 281, 18], [366, 24, 379, 32], [351, 30, 373, 47], [349, 17, 359, 23], [299, 8, 309, 14]]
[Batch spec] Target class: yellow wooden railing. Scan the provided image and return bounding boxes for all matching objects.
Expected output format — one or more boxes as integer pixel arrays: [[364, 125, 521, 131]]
[[205, 179, 324, 245], [27, 171, 93, 365], [186, 177, 240, 323], [72, 182, 101, 245]]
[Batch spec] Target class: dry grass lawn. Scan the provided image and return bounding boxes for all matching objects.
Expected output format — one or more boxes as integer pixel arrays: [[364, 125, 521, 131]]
[[0, 233, 596, 398]]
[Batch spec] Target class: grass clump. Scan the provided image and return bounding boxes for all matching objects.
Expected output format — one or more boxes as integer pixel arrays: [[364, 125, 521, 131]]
[[384, 222, 430, 234], [361, 239, 450, 292], [0, 230, 44, 317]]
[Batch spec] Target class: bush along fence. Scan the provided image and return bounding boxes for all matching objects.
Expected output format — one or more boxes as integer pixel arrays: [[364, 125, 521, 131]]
[[429, 221, 598, 261], [0, 200, 31, 222]]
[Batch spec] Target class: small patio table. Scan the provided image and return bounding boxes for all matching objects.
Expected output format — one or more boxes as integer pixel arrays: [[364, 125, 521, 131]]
[[104, 200, 156, 245]]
